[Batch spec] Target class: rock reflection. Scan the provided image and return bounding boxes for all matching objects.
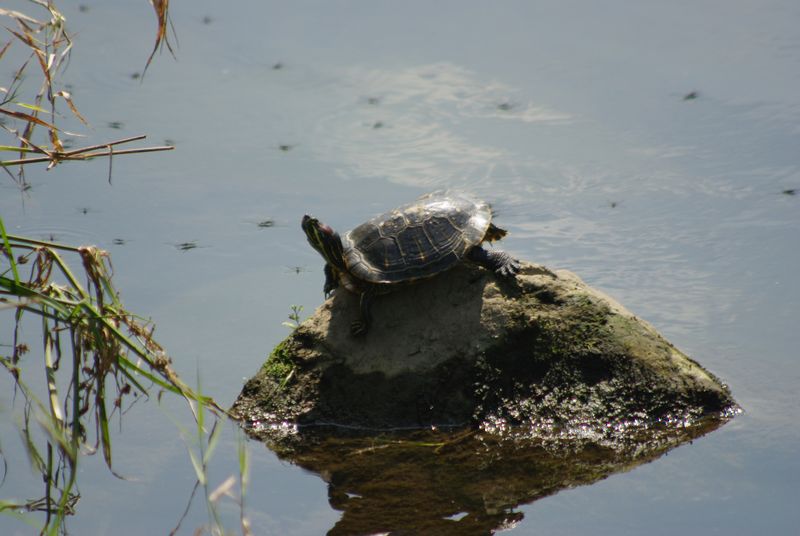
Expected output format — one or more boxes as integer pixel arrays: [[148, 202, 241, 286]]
[[246, 417, 729, 536]]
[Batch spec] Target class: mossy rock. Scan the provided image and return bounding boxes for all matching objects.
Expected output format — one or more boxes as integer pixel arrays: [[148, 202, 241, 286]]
[[231, 262, 736, 443]]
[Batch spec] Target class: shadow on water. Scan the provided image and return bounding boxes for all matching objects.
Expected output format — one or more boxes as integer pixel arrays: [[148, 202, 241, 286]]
[[245, 416, 729, 535]]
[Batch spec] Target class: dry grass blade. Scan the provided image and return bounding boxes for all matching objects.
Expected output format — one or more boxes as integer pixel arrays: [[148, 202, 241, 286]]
[[0, 40, 12, 62], [2, 1, 177, 188], [0, 9, 42, 25], [0, 108, 57, 130], [144, 0, 176, 76], [5, 27, 38, 50], [53, 90, 88, 125], [208, 476, 237, 503], [0, 135, 175, 168], [1, 3, 73, 183]]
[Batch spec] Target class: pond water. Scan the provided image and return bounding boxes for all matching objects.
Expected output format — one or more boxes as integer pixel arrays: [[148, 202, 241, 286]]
[[1, 1, 799, 534]]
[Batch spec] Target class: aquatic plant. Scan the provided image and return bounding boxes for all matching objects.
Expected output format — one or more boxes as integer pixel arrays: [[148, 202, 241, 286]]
[[1, 3, 251, 534], [282, 304, 305, 330], [0, 2, 175, 189], [168, 384, 252, 536], [0, 219, 227, 532]]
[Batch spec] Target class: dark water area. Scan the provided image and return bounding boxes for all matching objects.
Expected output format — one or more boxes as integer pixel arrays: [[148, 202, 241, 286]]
[[1, 1, 799, 534]]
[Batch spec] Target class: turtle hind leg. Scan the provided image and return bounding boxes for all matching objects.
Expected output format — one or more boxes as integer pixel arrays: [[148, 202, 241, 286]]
[[467, 245, 520, 278]]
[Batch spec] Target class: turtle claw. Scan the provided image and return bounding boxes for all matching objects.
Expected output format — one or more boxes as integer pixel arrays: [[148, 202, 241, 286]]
[[324, 283, 338, 298], [497, 254, 521, 278], [323, 278, 339, 298], [467, 246, 519, 280], [323, 264, 339, 298], [350, 320, 367, 337]]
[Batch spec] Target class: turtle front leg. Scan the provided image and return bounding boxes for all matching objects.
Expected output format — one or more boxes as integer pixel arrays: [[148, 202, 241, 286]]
[[351, 287, 376, 336], [323, 264, 339, 298], [467, 245, 520, 278]]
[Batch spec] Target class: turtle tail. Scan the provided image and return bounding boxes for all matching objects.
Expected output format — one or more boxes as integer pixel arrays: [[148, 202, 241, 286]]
[[484, 223, 508, 242]]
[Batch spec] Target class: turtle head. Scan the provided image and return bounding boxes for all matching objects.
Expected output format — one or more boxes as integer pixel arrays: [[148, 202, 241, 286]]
[[302, 215, 346, 270]]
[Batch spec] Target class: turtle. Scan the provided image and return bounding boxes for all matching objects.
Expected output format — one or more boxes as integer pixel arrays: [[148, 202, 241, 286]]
[[301, 191, 520, 336]]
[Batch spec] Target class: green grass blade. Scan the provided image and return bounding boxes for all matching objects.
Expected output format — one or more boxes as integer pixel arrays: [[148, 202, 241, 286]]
[[0, 218, 20, 284], [187, 448, 206, 486], [98, 393, 113, 472], [202, 421, 222, 466]]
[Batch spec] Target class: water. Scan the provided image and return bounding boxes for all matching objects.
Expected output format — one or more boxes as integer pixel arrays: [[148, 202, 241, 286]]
[[1, 0, 799, 534]]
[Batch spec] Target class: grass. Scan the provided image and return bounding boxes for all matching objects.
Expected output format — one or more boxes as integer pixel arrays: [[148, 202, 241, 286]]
[[1, 3, 252, 534], [0, 219, 233, 533], [168, 385, 252, 536], [0, 2, 176, 188]]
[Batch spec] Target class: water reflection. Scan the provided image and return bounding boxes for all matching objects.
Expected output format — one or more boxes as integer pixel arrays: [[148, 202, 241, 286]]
[[248, 418, 727, 536]]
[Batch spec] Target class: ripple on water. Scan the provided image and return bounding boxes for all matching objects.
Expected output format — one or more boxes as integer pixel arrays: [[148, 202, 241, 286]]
[[310, 62, 574, 192], [11, 224, 106, 248]]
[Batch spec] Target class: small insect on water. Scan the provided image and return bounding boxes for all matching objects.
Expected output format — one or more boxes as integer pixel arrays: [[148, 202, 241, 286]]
[[286, 266, 308, 275], [169, 241, 207, 252], [243, 218, 279, 229]]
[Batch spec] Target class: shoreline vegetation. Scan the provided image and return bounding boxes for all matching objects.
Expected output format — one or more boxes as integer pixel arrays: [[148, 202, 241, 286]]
[[0, 3, 175, 186], [1, 3, 251, 534]]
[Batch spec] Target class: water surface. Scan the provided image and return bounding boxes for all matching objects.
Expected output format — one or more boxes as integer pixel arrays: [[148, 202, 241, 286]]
[[1, 1, 799, 534]]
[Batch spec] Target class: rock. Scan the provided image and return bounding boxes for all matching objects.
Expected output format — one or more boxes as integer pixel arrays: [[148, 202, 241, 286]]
[[233, 261, 739, 532], [231, 262, 737, 442]]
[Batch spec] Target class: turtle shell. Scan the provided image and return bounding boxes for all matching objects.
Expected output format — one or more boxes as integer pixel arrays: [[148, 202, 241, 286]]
[[342, 192, 493, 284]]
